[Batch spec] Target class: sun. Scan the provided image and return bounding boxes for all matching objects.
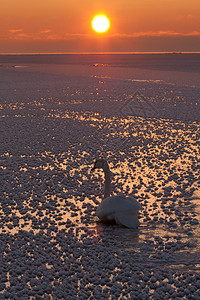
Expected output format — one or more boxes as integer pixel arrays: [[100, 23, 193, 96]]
[[91, 14, 110, 33]]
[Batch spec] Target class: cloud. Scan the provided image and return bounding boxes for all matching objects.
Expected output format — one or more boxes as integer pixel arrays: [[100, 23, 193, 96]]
[[185, 14, 200, 20], [8, 33, 31, 40], [6, 30, 200, 42], [110, 31, 200, 38], [35, 30, 200, 40], [9, 29, 24, 34], [40, 30, 51, 34]]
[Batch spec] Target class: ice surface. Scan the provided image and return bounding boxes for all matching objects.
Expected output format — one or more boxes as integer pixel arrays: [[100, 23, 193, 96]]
[[0, 56, 200, 298]]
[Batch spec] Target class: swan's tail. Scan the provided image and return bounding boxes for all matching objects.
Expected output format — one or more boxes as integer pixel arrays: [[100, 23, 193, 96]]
[[114, 210, 140, 229]]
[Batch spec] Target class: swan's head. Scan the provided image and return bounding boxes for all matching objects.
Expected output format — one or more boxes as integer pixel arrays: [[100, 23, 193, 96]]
[[91, 158, 107, 171]]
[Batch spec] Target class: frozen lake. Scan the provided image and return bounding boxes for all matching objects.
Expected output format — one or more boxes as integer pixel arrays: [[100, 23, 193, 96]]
[[0, 54, 200, 299]]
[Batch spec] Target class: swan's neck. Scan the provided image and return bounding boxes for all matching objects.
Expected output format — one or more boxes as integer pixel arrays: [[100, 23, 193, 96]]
[[103, 163, 112, 199]]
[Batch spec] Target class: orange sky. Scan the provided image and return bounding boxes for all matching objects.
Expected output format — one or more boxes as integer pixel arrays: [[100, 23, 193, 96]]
[[0, 0, 200, 53]]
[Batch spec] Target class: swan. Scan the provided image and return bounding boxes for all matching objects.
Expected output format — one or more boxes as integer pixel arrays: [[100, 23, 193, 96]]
[[91, 158, 142, 228]]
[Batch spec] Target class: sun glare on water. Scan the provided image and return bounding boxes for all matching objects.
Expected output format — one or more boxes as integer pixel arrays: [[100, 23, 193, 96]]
[[91, 14, 110, 33]]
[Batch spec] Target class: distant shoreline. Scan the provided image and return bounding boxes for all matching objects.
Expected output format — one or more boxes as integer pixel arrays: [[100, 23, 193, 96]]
[[0, 51, 200, 56]]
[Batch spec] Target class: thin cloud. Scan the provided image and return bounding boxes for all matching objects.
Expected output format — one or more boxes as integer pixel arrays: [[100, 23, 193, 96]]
[[9, 29, 24, 34], [110, 31, 200, 38], [186, 14, 200, 20], [40, 30, 51, 34], [7, 30, 200, 41], [8, 33, 31, 40]]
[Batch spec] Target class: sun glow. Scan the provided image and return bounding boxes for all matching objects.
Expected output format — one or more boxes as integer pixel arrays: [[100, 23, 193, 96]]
[[91, 14, 110, 33]]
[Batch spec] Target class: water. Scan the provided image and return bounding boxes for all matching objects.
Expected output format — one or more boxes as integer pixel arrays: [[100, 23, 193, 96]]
[[1, 52, 200, 72], [0, 54, 200, 298]]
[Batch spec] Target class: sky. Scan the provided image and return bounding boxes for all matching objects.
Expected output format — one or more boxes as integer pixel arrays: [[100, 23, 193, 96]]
[[0, 0, 200, 53]]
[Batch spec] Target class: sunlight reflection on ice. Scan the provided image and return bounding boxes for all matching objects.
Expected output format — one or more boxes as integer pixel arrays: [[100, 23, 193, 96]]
[[1, 111, 199, 274]]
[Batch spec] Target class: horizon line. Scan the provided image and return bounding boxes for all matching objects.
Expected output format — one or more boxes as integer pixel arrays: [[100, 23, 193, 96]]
[[1, 51, 200, 55]]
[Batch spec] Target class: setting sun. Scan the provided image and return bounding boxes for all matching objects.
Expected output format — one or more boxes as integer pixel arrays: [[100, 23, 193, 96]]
[[91, 14, 110, 33]]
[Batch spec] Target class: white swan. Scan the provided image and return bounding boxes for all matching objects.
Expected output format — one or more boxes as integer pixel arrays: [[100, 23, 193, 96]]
[[91, 158, 142, 229]]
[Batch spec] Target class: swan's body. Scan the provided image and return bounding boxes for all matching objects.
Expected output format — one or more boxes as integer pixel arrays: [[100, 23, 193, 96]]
[[91, 159, 142, 229], [96, 195, 141, 228]]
